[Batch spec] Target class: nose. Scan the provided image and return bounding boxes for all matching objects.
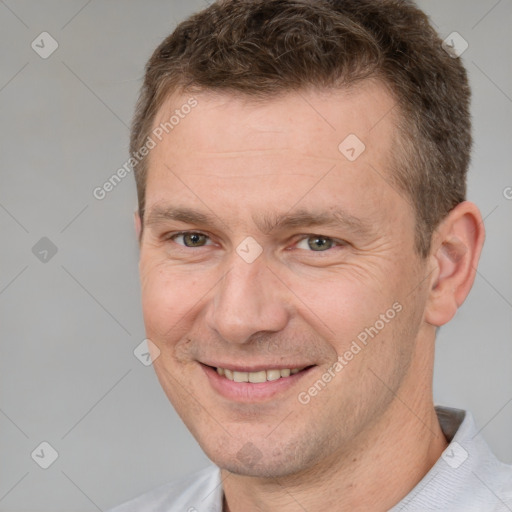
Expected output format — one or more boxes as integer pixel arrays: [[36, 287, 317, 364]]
[[204, 255, 290, 345]]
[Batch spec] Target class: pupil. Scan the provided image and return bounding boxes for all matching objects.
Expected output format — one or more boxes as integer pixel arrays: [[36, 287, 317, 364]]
[[186, 233, 203, 246], [309, 236, 332, 251]]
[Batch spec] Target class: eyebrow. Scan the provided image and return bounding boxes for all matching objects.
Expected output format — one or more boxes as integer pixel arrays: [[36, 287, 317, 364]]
[[144, 205, 374, 237], [255, 208, 373, 236], [145, 205, 214, 228]]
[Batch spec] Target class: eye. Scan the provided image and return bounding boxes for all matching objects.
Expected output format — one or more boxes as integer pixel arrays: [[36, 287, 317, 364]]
[[295, 235, 342, 252], [169, 231, 212, 248]]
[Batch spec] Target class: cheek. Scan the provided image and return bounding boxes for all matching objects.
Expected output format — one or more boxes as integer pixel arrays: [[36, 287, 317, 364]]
[[286, 267, 393, 341], [139, 256, 203, 337]]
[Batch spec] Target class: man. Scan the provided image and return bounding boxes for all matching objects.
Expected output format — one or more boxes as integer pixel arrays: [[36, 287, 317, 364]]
[[110, 0, 512, 510]]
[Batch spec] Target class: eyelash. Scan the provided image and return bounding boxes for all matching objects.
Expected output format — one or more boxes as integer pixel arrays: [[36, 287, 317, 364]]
[[166, 231, 346, 252]]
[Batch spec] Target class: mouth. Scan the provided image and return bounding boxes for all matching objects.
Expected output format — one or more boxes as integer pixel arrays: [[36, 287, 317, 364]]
[[215, 366, 308, 382], [200, 363, 316, 402]]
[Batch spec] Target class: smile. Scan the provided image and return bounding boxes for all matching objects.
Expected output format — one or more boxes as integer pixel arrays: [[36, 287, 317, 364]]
[[216, 367, 306, 383], [201, 364, 315, 402]]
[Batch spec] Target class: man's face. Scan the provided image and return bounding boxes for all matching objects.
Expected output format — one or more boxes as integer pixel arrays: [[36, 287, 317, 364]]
[[138, 82, 431, 478]]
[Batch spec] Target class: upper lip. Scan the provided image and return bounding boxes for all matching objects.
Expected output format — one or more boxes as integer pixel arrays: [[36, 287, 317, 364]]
[[200, 362, 315, 372]]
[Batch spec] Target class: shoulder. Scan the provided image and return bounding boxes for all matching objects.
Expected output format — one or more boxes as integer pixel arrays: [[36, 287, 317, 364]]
[[106, 465, 222, 512], [487, 458, 512, 511], [395, 407, 512, 511], [439, 407, 512, 510]]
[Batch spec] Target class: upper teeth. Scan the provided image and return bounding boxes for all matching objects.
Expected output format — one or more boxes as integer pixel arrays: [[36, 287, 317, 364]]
[[217, 367, 304, 383]]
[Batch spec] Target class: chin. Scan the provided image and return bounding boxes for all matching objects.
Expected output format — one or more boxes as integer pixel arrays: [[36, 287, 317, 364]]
[[203, 437, 317, 479], [217, 457, 303, 479]]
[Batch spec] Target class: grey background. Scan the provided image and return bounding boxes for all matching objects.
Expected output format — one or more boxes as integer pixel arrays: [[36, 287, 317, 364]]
[[0, 0, 510, 510]]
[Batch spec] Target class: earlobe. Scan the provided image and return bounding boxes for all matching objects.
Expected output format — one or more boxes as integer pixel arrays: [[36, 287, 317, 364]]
[[424, 201, 485, 327]]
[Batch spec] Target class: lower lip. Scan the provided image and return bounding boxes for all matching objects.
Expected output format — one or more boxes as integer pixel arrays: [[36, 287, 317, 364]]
[[201, 364, 315, 403]]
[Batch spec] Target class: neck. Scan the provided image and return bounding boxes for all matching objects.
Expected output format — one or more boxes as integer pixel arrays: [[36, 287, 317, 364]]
[[222, 347, 448, 511]]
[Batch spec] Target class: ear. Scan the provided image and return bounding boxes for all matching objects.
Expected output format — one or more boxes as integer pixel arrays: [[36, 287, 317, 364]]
[[134, 210, 142, 247], [424, 201, 485, 327]]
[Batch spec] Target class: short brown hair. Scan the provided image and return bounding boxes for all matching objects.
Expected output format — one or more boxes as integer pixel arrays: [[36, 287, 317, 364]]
[[131, 0, 471, 257]]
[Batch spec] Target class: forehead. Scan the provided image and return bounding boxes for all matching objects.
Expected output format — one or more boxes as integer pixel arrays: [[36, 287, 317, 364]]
[[143, 82, 409, 234], [150, 81, 397, 165]]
